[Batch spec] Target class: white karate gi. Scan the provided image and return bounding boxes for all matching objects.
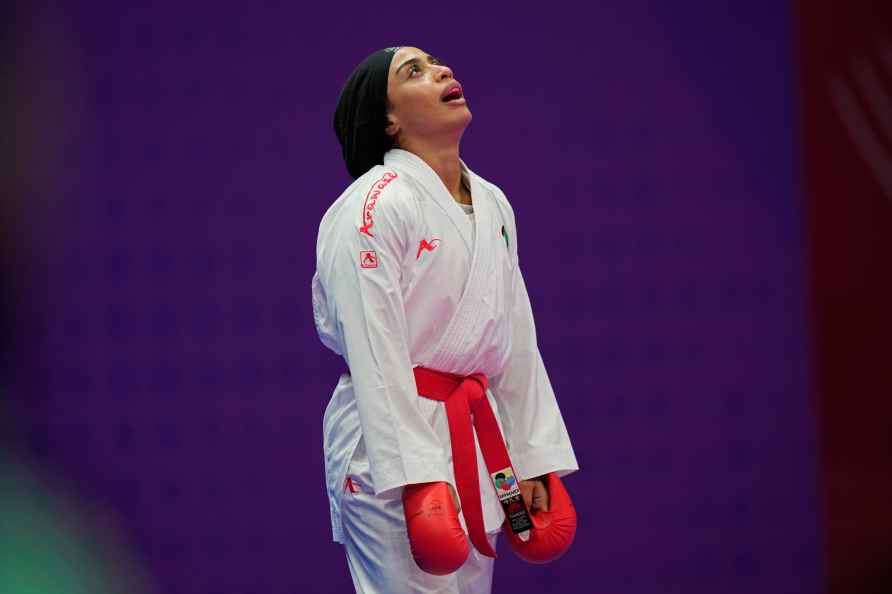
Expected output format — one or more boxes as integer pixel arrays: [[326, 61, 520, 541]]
[[312, 148, 579, 594]]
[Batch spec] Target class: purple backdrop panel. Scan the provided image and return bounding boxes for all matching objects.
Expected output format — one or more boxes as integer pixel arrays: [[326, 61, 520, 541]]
[[15, 1, 820, 593]]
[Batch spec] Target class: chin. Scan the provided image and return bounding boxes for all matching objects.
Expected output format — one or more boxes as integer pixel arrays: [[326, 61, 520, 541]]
[[421, 110, 472, 138], [452, 116, 472, 137]]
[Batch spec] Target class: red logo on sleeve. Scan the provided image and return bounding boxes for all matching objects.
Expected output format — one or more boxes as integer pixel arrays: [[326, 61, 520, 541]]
[[359, 171, 399, 237], [360, 250, 378, 268]]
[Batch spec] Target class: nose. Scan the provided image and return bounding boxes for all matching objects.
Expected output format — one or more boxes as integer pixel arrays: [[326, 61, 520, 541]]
[[437, 63, 454, 80]]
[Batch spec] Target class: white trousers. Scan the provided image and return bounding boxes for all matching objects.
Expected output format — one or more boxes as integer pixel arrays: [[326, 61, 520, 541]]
[[340, 435, 499, 594]]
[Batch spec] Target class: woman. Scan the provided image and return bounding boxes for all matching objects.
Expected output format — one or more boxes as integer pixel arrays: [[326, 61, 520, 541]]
[[312, 45, 578, 594]]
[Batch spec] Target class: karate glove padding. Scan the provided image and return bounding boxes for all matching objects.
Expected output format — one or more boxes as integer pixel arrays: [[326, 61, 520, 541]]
[[402, 482, 469, 575], [504, 472, 577, 564]]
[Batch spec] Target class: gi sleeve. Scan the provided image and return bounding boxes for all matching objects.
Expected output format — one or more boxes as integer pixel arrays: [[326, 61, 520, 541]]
[[489, 197, 580, 482], [325, 182, 453, 498]]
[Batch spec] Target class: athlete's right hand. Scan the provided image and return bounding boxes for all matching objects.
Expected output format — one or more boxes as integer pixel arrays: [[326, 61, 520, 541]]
[[402, 481, 469, 575]]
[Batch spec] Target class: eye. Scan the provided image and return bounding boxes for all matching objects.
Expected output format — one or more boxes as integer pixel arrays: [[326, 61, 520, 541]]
[[409, 64, 421, 77]]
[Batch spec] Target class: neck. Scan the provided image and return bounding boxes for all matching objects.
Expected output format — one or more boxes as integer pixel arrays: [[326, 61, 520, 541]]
[[398, 137, 469, 205]]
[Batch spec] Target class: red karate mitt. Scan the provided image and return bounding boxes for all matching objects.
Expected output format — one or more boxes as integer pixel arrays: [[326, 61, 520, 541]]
[[402, 482, 469, 575], [504, 472, 577, 563]]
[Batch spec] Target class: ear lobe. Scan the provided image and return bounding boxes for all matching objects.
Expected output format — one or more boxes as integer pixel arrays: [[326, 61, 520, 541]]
[[385, 118, 399, 138]]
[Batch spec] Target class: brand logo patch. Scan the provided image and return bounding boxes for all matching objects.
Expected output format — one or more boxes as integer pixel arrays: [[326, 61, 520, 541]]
[[359, 250, 378, 269], [416, 238, 441, 260], [359, 171, 399, 237], [344, 476, 360, 494]]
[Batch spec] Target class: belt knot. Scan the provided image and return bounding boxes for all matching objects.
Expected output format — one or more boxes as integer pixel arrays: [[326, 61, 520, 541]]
[[460, 373, 488, 403]]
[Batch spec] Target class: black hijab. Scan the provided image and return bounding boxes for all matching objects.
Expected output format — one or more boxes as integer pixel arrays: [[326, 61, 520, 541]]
[[333, 46, 402, 180]]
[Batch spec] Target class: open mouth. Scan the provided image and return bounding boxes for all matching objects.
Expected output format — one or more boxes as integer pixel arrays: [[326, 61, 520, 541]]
[[442, 88, 464, 102]]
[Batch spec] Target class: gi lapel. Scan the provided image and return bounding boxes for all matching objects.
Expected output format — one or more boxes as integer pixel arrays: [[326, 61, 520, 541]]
[[381, 148, 497, 372], [429, 162, 497, 372], [383, 149, 475, 255]]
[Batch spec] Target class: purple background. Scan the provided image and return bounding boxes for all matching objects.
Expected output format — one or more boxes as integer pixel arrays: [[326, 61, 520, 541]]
[[12, 1, 821, 592]]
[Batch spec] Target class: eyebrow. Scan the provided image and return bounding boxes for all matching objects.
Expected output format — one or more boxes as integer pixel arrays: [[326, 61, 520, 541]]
[[395, 54, 439, 76]]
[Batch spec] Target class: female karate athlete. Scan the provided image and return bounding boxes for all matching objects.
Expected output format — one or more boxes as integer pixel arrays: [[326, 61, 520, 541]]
[[312, 45, 579, 594]]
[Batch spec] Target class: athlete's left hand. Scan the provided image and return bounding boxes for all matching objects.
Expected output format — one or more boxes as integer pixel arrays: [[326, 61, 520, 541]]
[[518, 477, 549, 512]]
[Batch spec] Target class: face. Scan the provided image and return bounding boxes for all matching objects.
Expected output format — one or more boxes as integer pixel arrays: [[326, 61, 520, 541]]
[[385, 46, 471, 145]]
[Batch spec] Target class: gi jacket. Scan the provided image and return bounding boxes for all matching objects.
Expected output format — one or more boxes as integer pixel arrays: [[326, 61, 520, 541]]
[[312, 148, 578, 543]]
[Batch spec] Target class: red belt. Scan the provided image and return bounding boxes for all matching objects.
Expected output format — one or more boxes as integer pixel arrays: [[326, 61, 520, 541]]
[[413, 366, 515, 559]]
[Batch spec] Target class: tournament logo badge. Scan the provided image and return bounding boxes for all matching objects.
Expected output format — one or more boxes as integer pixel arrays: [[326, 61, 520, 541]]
[[489, 467, 533, 535], [493, 469, 518, 492]]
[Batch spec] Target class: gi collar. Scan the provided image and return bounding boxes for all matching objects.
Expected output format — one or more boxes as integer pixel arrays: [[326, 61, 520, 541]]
[[383, 148, 481, 254], [383, 148, 473, 207]]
